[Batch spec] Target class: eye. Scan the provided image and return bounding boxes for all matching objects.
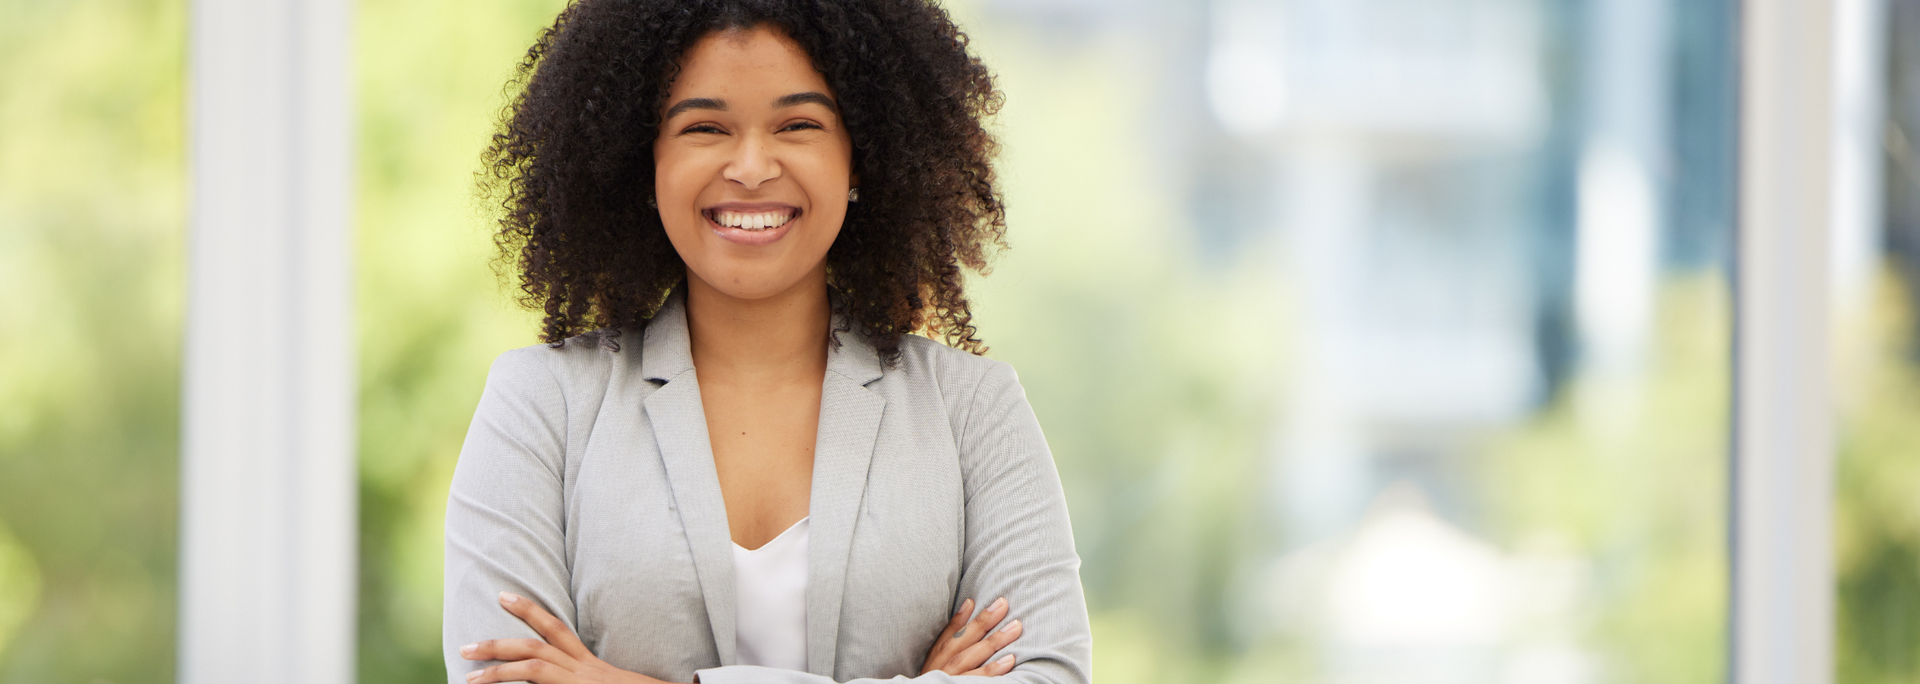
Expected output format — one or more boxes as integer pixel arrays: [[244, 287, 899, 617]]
[[780, 121, 823, 133], [681, 123, 726, 135]]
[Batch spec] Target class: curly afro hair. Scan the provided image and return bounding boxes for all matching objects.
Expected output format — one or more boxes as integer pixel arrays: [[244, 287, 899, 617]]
[[482, 0, 1007, 364]]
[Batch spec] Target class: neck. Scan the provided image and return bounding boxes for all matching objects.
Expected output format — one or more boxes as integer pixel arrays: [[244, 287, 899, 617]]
[[684, 267, 831, 384]]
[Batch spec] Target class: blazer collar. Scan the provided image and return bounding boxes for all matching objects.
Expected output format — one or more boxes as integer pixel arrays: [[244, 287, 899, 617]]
[[639, 289, 885, 387], [639, 292, 695, 382], [638, 288, 887, 677]]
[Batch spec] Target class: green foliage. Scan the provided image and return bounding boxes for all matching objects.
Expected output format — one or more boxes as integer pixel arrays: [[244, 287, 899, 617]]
[[1477, 275, 1732, 683], [0, 0, 186, 681], [1836, 273, 1920, 684], [352, 0, 564, 681]]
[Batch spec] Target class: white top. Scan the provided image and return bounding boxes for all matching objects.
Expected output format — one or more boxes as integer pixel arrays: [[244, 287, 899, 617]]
[[732, 516, 811, 671]]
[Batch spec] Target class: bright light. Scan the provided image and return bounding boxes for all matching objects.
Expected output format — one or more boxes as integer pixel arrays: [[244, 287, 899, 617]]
[[1326, 489, 1507, 645], [1206, 41, 1289, 138], [1575, 142, 1657, 373]]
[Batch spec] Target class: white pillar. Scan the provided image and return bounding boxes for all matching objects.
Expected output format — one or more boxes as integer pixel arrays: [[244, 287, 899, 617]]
[[180, 0, 356, 681], [1735, 0, 1837, 682]]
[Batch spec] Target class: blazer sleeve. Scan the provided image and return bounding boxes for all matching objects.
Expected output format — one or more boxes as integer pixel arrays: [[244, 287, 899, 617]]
[[696, 360, 1094, 684], [442, 349, 581, 683]]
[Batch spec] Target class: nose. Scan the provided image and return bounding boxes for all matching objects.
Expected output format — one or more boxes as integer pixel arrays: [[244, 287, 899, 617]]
[[722, 131, 781, 190]]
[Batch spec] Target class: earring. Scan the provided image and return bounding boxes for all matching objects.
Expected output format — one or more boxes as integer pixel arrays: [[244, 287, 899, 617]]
[[646, 195, 656, 209], [848, 188, 860, 203]]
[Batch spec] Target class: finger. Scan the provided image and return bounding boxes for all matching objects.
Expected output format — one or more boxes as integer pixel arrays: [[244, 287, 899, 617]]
[[929, 600, 974, 658], [499, 592, 593, 661], [467, 658, 580, 684], [921, 599, 975, 674], [951, 619, 1021, 672], [934, 598, 1009, 675], [953, 596, 1007, 645], [962, 654, 1018, 677], [937, 599, 973, 642], [988, 653, 1019, 675], [460, 638, 581, 670]]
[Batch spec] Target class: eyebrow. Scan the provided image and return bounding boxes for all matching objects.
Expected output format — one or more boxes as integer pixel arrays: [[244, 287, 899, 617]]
[[663, 97, 726, 120], [662, 92, 838, 120], [772, 91, 837, 111]]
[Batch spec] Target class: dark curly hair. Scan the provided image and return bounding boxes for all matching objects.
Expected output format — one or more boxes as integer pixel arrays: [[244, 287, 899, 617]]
[[482, 0, 1006, 364]]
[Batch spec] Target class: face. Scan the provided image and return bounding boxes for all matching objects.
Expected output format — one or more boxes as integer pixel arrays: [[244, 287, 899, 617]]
[[653, 25, 855, 302]]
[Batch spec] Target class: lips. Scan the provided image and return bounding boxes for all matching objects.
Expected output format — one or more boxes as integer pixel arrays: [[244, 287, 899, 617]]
[[700, 202, 802, 246]]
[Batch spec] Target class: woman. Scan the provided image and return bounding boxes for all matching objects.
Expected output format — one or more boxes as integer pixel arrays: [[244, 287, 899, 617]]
[[441, 1, 1091, 683]]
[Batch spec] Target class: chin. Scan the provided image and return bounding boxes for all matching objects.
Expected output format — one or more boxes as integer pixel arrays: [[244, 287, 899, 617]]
[[693, 266, 820, 302]]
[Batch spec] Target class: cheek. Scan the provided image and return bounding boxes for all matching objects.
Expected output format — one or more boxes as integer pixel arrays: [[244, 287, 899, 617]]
[[652, 153, 691, 206], [808, 205, 848, 246], [653, 157, 707, 230], [796, 156, 854, 219]]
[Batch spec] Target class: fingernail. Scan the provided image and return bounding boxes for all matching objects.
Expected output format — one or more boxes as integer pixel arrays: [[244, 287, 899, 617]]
[[991, 597, 1007, 611], [466, 670, 482, 683], [1004, 619, 1021, 633], [499, 591, 520, 604], [999, 654, 1016, 665], [460, 643, 477, 656]]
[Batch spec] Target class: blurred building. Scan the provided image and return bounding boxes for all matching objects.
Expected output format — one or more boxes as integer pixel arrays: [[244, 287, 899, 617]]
[[977, 0, 1736, 680]]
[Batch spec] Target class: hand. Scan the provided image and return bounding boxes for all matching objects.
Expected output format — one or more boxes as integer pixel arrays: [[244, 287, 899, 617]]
[[462, 591, 678, 684], [920, 597, 1022, 677]]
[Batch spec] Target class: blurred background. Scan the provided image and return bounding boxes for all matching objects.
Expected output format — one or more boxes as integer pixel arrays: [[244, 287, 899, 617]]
[[0, 0, 1914, 682]]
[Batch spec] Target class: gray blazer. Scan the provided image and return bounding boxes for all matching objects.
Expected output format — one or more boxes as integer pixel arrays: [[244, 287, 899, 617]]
[[442, 293, 1092, 684]]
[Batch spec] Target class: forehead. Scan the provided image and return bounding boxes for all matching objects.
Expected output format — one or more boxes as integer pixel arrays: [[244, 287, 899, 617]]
[[668, 25, 832, 102]]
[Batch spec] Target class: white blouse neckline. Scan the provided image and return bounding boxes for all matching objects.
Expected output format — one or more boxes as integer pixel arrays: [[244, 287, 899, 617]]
[[734, 516, 810, 553], [731, 516, 810, 671]]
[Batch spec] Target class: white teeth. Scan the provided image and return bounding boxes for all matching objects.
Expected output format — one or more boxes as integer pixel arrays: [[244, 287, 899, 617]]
[[713, 210, 794, 231]]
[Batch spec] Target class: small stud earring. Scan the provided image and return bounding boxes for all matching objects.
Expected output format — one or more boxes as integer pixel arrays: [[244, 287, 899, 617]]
[[847, 188, 860, 203]]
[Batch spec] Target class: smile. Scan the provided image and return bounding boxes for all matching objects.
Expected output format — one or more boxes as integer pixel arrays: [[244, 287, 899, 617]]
[[700, 202, 803, 246], [703, 207, 797, 232]]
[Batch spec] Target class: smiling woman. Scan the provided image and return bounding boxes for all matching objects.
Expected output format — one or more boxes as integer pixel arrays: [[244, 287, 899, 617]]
[[445, 2, 1090, 684], [481, 0, 1006, 361]]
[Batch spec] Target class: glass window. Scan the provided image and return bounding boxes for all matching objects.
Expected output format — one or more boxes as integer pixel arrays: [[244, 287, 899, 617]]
[[0, 0, 187, 680], [952, 0, 1734, 681]]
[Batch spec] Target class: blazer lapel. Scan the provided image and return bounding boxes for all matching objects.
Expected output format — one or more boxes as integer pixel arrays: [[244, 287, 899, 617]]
[[805, 327, 887, 677], [640, 295, 740, 666]]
